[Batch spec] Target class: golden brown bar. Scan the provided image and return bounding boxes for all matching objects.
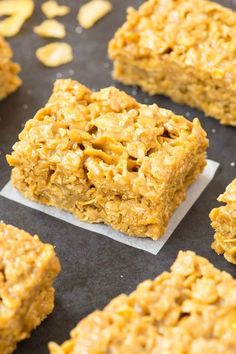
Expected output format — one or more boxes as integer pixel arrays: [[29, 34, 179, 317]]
[[109, 0, 236, 126], [0, 222, 61, 354], [210, 179, 236, 264], [0, 36, 21, 100], [49, 250, 236, 354], [7, 79, 208, 239]]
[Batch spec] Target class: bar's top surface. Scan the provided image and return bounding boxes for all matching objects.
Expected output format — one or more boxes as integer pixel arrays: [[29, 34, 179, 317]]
[[0, 222, 59, 314], [109, 0, 236, 83], [49, 250, 236, 353], [7, 79, 207, 199]]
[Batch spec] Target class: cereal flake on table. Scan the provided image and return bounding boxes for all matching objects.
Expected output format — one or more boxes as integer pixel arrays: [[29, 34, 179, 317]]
[[0, 0, 34, 37], [36, 42, 73, 67], [34, 19, 66, 38], [41, 0, 70, 18], [77, 0, 112, 29]]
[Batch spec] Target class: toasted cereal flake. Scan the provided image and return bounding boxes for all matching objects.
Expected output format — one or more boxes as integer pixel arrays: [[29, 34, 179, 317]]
[[41, 0, 70, 18], [0, 0, 34, 37], [0, 15, 25, 37], [77, 0, 112, 29], [34, 19, 66, 38], [36, 42, 73, 67]]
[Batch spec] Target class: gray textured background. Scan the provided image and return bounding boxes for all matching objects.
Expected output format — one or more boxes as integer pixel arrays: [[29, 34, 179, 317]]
[[0, 1, 235, 353]]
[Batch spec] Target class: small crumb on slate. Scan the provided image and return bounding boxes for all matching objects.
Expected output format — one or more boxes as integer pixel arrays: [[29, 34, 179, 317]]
[[56, 72, 62, 78], [185, 112, 191, 118], [230, 162, 235, 167], [211, 128, 216, 133], [120, 274, 124, 278], [23, 104, 28, 110], [75, 26, 83, 34], [144, 98, 149, 104], [27, 89, 32, 95], [68, 69, 74, 76]]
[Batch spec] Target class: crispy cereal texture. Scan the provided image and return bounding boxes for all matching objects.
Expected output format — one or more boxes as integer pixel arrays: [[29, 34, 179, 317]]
[[109, 0, 236, 126], [0, 222, 61, 354], [7, 79, 208, 239], [77, 0, 112, 29], [0, 36, 21, 100], [49, 250, 236, 354], [210, 179, 236, 264]]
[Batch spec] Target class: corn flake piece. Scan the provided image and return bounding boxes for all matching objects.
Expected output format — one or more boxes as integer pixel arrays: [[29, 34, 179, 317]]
[[77, 0, 112, 29], [0, 15, 25, 37], [41, 1, 70, 18], [0, 0, 34, 37], [36, 42, 73, 67], [34, 20, 66, 38]]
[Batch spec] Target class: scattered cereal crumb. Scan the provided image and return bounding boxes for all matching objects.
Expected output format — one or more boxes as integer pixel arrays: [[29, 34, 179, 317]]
[[68, 69, 75, 76], [41, 0, 70, 19], [75, 26, 83, 34], [23, 104, 28, 110], [77, 0, 112, 29], [120, 274, 124, 278], [0, 0, 34, 37], [56, 72, 62, 78], [230, 162, 235, 167], [211, 128, 216, 133], [34, 19, 66, 38], [36, 42, 73, 67], [27, 89, 32, 95], [185, 112, 191, 118]]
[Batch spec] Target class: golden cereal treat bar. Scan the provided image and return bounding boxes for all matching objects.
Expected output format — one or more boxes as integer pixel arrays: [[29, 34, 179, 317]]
[[210, 179, 236, 264], [0, 222, 61, 354], [49, 250, 236, 354], [109, 0, 236, 126], [0, 36, 21, 100], [7, 79, 208, 240]]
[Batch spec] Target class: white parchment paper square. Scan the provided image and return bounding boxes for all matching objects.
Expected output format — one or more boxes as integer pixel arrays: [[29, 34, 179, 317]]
[[0, 159, 219, 254]]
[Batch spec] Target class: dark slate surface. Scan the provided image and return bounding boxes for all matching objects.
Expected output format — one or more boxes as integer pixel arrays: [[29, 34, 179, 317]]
[[0, 0, 235, 353]]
